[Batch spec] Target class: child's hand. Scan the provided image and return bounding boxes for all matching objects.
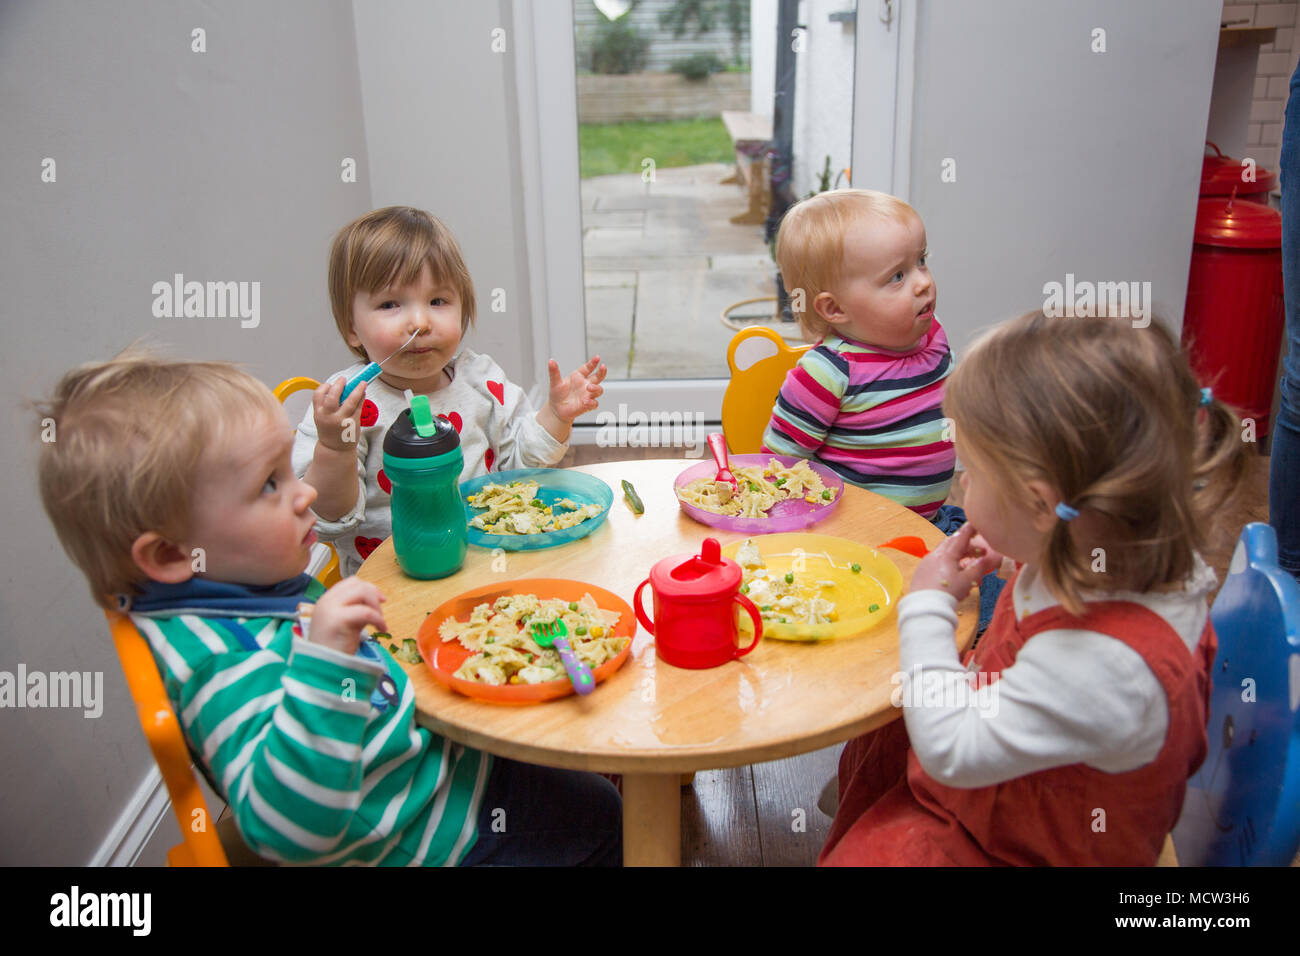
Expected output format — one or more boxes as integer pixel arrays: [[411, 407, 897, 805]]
[[305, 577, 387, 657], [312, 377, 368, 452], [909, 522, 1004, 602], [546, 356, 607, 423]]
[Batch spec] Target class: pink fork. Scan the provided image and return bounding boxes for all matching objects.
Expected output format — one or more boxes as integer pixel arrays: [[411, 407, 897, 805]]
[[707, 432, 740, 498]]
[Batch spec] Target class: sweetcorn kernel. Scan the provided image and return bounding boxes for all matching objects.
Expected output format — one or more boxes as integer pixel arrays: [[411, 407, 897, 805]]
[[590, 626, 605, 638]]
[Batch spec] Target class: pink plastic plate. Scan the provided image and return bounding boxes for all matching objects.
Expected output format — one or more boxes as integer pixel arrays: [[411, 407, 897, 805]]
[[673, 454, 844, 534]]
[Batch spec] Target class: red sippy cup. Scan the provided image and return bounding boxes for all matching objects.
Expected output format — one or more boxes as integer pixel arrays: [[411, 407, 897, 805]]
[[633, 537, 762, 669]]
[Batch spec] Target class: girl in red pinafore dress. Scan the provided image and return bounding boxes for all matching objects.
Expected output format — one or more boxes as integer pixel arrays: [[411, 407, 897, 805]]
[[819, 312, 1252, 867]]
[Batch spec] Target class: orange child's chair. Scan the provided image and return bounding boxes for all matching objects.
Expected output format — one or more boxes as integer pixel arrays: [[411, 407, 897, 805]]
[[720, 327, 809, 454], [273, 376, 341, 588], [105, 610, 231, 866]]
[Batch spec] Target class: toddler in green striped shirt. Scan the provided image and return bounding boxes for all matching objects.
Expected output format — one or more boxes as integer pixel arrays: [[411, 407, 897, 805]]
[[37, 351, 621, 866]]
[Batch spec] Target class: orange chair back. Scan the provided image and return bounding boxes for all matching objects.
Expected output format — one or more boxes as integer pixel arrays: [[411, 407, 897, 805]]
[[105, 610, 229, 866]]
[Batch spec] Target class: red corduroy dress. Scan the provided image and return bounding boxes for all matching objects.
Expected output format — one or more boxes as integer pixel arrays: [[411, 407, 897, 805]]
[[819, 570, 1216, 866]]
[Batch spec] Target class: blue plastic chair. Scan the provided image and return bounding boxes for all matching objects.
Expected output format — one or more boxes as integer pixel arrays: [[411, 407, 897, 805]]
[[1171, 523, 1300, 866]]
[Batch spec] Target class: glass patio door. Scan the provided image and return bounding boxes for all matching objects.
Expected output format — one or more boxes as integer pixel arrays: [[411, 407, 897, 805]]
[[515, 0, 906, 446]]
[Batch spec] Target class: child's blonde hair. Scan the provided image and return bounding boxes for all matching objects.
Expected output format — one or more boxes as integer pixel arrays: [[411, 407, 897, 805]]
[[775, 188, 920, 338], [944, 312, 1249, 616], [328, 206, 477, 362], [36, 350, 282, 608]]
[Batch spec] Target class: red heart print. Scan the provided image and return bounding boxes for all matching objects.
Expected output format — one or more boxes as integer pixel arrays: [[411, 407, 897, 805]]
[[355, 536, 382, 560], [487, 381, 505, 405], [359, 399, 379, 428], [377, 469, 391, 494], [438, 411, 463, 433], [484, 448, 495, 472]]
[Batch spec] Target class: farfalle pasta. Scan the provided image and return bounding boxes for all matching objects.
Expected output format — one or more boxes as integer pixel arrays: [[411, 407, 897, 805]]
[[439, 593, 626, 685], [677, 458, 837, 518]]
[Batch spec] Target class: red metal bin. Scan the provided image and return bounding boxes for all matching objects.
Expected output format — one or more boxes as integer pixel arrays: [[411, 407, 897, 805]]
[[1181, 192, 1285, 436], [1201, 141, 1276, 203]]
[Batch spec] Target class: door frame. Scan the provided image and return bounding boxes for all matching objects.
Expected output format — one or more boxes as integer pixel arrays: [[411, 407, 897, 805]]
[[511, 0, 912, 443]]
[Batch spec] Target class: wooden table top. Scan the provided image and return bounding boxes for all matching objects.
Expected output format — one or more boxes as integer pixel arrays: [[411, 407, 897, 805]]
[[358, 459, 977, 774]]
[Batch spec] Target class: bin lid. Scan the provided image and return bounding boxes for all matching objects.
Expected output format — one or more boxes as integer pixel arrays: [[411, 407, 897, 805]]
[[1201, 142, 1276, 196], [1194, 193, 1281, 248]]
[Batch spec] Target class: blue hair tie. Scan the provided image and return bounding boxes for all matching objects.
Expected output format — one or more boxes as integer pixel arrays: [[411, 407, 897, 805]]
[[1055, 502, 1079, 522], [1199, 387, 1212, 407]]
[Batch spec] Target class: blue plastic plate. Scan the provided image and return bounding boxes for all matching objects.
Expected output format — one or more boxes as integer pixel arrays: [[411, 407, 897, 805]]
[[460, 468, 613, 552]]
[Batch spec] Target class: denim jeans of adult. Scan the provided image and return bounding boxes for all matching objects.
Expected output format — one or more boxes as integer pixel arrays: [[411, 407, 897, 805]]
[[1272, 59, 1300, 577]]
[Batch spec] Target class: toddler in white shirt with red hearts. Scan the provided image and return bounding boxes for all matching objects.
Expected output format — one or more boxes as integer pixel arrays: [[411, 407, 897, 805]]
[[292, 206, 606, 576]]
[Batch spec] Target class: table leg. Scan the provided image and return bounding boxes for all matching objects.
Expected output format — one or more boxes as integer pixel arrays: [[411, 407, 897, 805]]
[[621, 772, 681, 867]]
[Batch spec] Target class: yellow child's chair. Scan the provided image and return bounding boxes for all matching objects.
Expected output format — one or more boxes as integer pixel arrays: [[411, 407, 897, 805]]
[[720, 327, 810, 454], [274, 376, 341, 588]]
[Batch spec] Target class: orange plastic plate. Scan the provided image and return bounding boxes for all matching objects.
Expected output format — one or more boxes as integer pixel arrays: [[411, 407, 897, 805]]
[[417, 578, 636, 704]]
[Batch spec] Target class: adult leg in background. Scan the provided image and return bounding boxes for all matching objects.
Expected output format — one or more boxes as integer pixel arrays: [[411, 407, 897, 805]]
[[1272, 58, 1300, 578]]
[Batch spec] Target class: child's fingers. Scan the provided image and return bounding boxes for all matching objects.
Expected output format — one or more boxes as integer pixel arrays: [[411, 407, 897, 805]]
[[591, 363, 608, 385], [547, 358, 562, 389], [340, 379, 367, 414], [937, 521, 976, 555]]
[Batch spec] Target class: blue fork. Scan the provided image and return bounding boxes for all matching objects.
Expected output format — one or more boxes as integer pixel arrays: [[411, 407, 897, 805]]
[[530, 619, 595, 695]]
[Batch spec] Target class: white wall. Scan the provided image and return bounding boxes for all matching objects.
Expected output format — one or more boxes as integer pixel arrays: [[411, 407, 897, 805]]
[[907, 0, 1222, 355], [352, 0, 539, 387], [0, 0, 372, 864]]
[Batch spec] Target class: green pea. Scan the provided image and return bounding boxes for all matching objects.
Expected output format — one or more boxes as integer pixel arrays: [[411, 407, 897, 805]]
[[748, 481, 759, 492], [784, 572, 794, 584], [775, 477, 786, 487], [568, 602, 579, 612], [822, 489, 832, 500], [778, 617, 787, 623], [760, 605, 772, 612], [868, 604, 880, 613], [850, 563, 861, 573], [740, 584, 749, 594], [575, 626, 588, 636]]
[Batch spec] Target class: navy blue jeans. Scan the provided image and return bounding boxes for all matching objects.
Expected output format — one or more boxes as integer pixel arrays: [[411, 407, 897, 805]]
[[1273, 59, 1300, 577], [457, 757, 622, 866], [932, 504, 1004, 635]]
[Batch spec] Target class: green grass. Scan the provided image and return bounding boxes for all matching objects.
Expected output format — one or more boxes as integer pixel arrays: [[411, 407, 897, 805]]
[[579, 117, 733, 179]]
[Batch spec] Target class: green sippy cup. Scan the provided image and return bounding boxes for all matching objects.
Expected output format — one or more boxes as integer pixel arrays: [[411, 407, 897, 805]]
[[382, 395, 467, 579]]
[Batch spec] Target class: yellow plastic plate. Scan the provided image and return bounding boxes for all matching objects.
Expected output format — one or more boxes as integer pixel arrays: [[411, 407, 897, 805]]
[[721, 533, 903, 642]]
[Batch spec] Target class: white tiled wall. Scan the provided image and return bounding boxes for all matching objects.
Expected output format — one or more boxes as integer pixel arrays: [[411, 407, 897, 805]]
[[1226, 0, 1300, 170]]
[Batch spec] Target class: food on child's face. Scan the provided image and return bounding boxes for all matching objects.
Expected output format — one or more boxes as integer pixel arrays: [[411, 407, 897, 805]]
[[678, 459, 837, 518], [466, 480, 603, 535], [736, 537, 839, 626], [439, 593, 627, 685]]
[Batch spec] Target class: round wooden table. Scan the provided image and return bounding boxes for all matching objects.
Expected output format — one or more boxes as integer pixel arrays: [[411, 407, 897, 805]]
[[357, 459, 977, 866]]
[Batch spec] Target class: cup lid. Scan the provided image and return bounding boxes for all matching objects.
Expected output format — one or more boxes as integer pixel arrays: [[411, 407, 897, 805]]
[[383, 395, 461, 459], [650, 537, 742, 597]]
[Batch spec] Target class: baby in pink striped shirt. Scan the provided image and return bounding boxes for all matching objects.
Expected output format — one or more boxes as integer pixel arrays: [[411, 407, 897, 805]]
[[763, 189, 957, 522]]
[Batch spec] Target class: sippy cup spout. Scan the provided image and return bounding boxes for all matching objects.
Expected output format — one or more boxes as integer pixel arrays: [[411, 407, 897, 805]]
[[700, 537, 721, 564]]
